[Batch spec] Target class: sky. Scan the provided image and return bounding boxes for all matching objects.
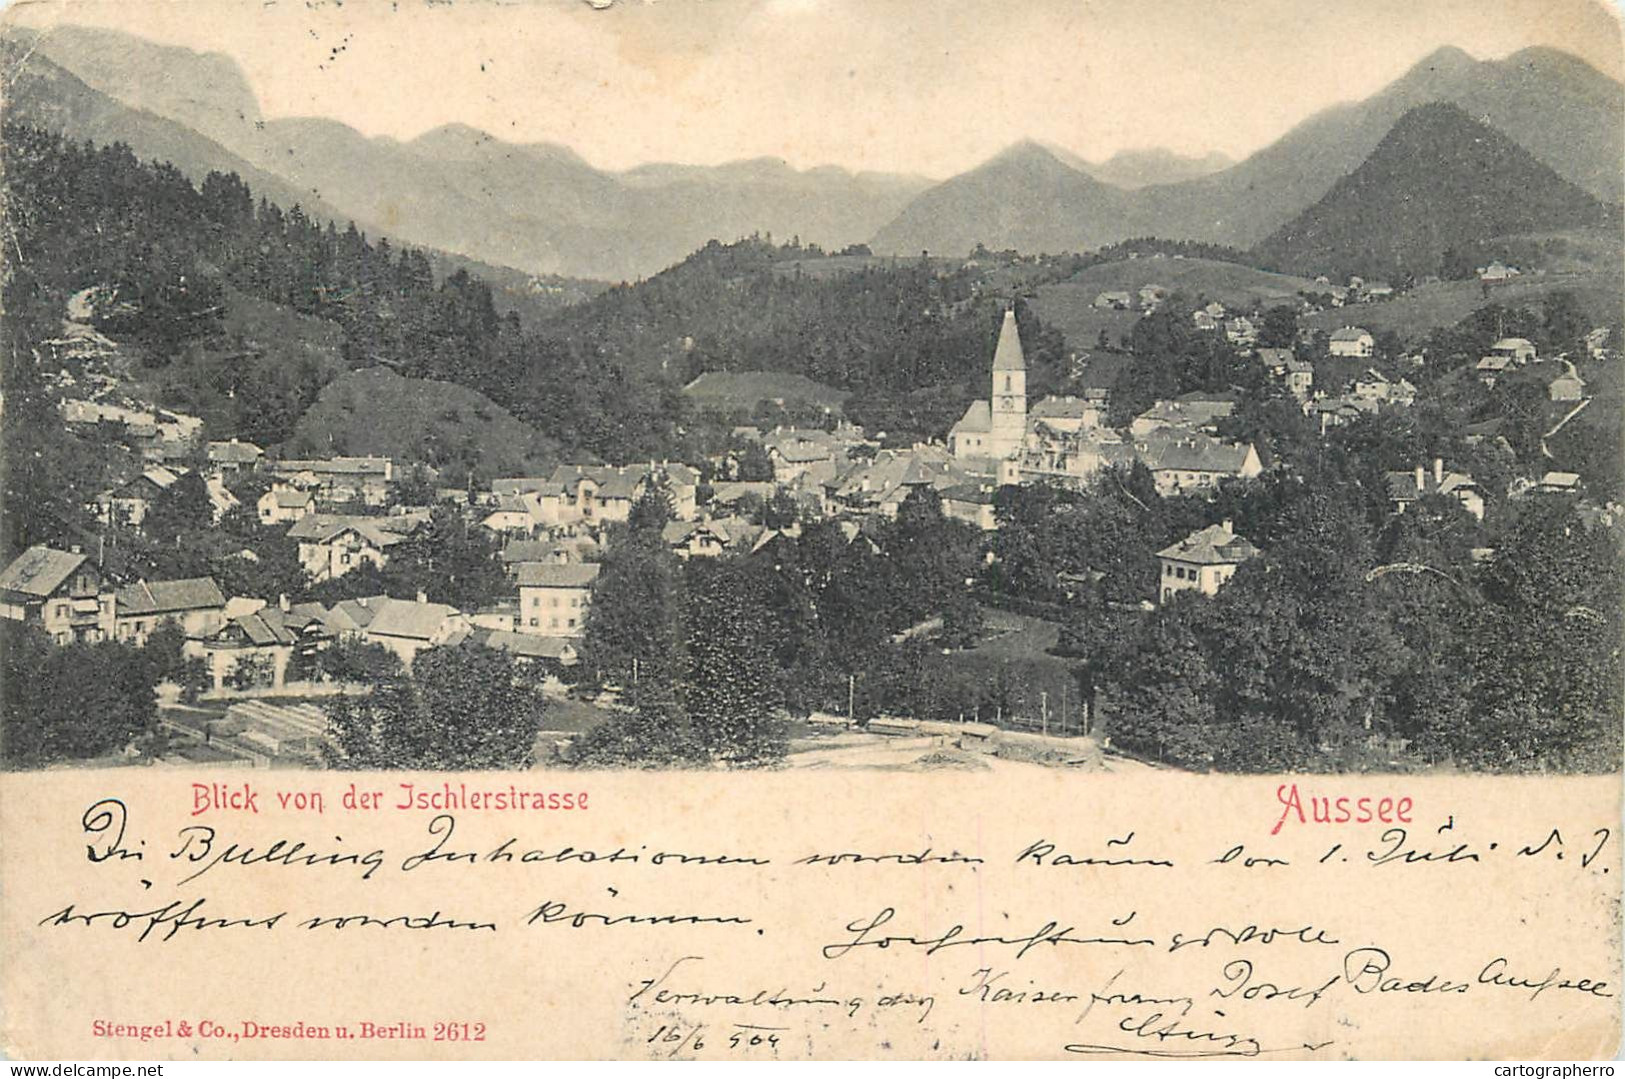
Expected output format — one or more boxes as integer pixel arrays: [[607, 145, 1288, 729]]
[[7, 0, 1624, 178]]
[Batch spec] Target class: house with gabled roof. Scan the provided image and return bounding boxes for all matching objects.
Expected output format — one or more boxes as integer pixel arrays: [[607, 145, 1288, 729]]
[[517, 562, 600, 637], [360, 596, 469, 667], [1157, 520, 1260, 605], [99, 466, 183, 529], [207, 439, 263, 473], [1329, 326, 1375, 358], [662, 518, 741, 560], [113, 577, 227, 645], [1384, 460, 1485, 522], [287, 514, 421, 581], [257, 483, 316, 526], [266, 456, 395, 506], [1137, 432, 1263, 496], [0, 545, 116, 643]]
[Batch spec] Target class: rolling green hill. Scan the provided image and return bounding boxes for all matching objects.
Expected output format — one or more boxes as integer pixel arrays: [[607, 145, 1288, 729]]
[[285, 368, 560, 484]]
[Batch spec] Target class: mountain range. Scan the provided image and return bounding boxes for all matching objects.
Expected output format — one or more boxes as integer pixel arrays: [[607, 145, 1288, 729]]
[[2, 25, 931, 280], [872, 45, 1623, 258], [5, 25, 1621, 279]]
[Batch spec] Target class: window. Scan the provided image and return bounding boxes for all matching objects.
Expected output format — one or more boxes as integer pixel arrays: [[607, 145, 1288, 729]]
[[567, 619, 576, 629], [529, 617, 538, 628], [531, 596, 540, 608], [341, 554, 352, 565], [1004, 375, 1011, 392], [1164, 564, 1173, 577], [549, 596, 559, 608]]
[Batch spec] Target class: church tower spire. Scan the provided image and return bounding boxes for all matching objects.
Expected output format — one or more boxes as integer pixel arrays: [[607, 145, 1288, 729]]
[[989, 307, 1027, 457]]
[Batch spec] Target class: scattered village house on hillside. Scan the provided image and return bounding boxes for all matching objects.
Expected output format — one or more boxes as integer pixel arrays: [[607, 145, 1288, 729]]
[[1139, 433, 1264, 497], [1488, 337, 1538, 364], [940, 484, 999, 531], [266, 456, 395, 506], [519, 463, 701, 528], [1093, 290, 1132, 310], [1329, 327, 1375, 359], [288, 514, 422, 581], [113, 577, 227, 646], [1548, 365, 1587, 402], [1384, 460, 1486, 522], [517, 562, 600, 637], [1158, 521, 1260, 606], [662, 518, 750, 559], [207, 439, 263, 473], [257, 483, 316, 525], [0, 546, 115, 643], [1130, 394, 1237, 438], [95, 466, 183, 529]]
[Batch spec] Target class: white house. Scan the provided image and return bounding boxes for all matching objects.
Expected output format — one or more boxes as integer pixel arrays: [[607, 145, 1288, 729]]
[[1329, 327, 1375, 358]]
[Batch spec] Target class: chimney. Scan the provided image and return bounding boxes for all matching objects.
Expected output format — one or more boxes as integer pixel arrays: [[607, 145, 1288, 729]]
[[1415, 464, 1425, 492], [1222, 518, 1234, 534], [1433, 458, 1444, 485], [278, 593, 290, 613], [416, 590, 428, 605]]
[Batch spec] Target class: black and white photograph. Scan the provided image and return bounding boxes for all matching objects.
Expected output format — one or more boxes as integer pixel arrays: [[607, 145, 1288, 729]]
[[1, 0, 1620, 779]]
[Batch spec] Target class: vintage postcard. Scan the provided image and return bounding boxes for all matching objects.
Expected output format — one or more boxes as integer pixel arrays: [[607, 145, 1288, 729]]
[[0, 0, 1620, 1062]]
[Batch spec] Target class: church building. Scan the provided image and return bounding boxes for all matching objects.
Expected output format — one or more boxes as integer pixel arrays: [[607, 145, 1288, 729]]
[[950, 308, 1028, 460]]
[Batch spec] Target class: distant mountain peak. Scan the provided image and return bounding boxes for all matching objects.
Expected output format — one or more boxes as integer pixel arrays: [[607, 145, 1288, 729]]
[[1253, 101, 1610, 279], [1410, 44, 1478, 73]]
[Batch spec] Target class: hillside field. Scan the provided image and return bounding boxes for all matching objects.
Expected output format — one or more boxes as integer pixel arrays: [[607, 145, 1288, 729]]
[[1030, 255, 1320, 350], [1302, 269, 1624, 339]]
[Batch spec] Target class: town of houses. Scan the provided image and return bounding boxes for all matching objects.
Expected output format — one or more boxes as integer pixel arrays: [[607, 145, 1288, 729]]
[[8, 276, 1617, 767]]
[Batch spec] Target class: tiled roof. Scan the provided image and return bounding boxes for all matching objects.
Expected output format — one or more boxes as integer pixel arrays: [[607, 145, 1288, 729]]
[[274, 489, 314, 508], [286, 515, 414, 547], [950, 399, 992, 436], [364, 598, 460, 642], [1157, 524, 1260, 565], [207, 440, 263, 463], [500, 539, 560, 564], [271, 456, 390, 477], [1140, 433, 1255, 474], [0, 546, 87, 599], [332, 597, 385, 631], [115, 577, 226, 616], [231, 608, 297, 647], [1330, 326, 1371, 342], [477, 630, 576, 659], [517, 563, 602, 588]]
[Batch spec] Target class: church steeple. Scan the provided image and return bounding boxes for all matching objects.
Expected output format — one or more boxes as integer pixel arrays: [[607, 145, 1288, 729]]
[[990, 308, 1027, 453], [992, 307, 1026, 373]]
